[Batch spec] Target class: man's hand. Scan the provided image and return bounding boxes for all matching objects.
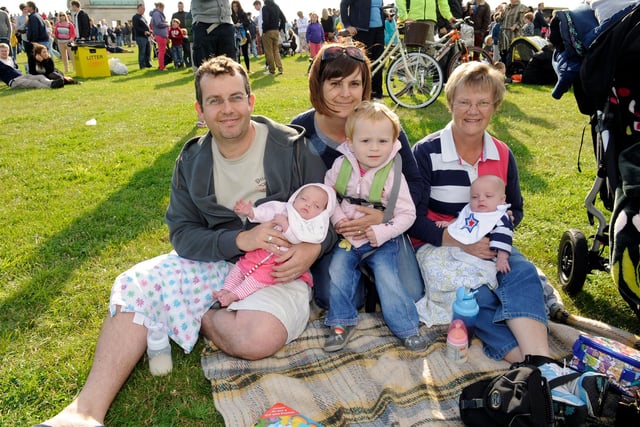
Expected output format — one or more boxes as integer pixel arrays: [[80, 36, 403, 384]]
[[236, 221, 290, 254], [271, 242, 321, 283]]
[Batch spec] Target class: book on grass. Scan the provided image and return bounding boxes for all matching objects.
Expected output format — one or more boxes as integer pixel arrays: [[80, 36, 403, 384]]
[[253, 402, 323, 427]]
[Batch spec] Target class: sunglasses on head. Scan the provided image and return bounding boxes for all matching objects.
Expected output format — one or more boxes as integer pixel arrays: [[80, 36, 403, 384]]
[[321, 46, 365, 63]]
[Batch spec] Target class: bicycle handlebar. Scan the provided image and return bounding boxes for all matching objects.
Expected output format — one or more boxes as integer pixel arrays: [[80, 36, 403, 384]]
[[452, 16, 474, 29]]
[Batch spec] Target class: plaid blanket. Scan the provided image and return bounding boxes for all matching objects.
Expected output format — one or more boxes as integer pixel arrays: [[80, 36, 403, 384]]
[[201, 312, 603, 426]]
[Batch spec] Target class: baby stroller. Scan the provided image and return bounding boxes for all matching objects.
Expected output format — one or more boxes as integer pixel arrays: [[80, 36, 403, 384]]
[[506, 35, 550, 76], [279, 30, 296, 57], [555, 3, 640, 320], [506, 36, 556, 85]]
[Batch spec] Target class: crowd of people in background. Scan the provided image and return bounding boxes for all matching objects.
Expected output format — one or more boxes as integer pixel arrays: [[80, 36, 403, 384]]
[[1, 1, 554, 89]]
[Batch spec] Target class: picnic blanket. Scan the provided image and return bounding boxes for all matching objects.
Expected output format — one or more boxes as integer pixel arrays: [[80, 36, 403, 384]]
[[201, 311, 638, 426]]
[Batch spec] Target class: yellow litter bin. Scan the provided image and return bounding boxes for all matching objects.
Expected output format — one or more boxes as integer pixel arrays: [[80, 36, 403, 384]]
[[72, 42, 110, 78]]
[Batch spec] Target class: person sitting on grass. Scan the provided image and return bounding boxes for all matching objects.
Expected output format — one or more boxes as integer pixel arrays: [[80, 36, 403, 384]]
[[0, 42, 64, 89], [33, 54, 334, 427], [213, 183, 336, 307], [29, 42, 79, 85], [323, 100, 427, 353]]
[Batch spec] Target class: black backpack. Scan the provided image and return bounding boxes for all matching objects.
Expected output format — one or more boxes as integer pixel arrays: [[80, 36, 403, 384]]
[[459, 361, 556, 426], [459, 355, 624, 426]]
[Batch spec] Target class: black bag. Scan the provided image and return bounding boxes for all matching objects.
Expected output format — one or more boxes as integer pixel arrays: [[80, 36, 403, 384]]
[[459, 362, 555, 426], [460, 355, 621, 426]]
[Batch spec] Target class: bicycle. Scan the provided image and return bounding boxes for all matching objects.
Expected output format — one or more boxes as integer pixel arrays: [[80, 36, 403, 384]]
[[339, 5, 444, 109], [426, 17, 494, 80]]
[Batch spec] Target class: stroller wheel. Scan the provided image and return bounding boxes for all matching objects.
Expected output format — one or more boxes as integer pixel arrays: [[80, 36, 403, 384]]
[[557, 229, 589, 295]]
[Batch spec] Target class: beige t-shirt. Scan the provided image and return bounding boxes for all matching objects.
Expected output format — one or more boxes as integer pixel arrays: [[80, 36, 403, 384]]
[[211, 121, 267, 220]]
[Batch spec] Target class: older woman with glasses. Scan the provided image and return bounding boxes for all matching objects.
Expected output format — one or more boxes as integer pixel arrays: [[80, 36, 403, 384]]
[[409, 62, 551, 363], [290, 43, 426, 337]]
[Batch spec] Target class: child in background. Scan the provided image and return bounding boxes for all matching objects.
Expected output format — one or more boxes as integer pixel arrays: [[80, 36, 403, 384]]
[[168, 18, 184, 68], [212, 184, 337, 307], [523, 12, 535, 36], [483, 34, 494, 56], [306, 12, 324, 60], [323, 101, 426, 353], [384, 9, 398, 46]]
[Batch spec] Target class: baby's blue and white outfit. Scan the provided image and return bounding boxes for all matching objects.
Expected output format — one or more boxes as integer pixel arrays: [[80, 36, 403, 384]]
[[416, 203, 513, 326]]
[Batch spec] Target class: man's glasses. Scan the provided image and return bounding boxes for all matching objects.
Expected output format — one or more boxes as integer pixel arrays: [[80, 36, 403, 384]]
[[204, 93, 249, 107], [452, 100, 496, 112], [321, 46, 365, 63]]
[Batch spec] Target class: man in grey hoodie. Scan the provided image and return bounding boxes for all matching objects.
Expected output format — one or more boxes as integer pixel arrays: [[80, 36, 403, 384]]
[[33, 55, 334, 427]]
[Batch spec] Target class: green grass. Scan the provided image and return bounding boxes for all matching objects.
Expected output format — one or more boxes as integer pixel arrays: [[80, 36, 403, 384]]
[[1, 51, 638, 426]]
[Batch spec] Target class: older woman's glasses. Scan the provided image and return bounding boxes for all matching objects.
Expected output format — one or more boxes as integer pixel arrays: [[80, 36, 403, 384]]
[[453, 100, 495, 112], [321, 46, 365, 63]]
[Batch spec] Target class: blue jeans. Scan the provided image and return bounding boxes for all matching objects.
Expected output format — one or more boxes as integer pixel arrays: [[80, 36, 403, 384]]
[[312, 233, 424, 309], [191, 22, 235, 67], [135, 35, 151, 68], [474, 247, 548, 360], [324, 237, 421, 339], [171, 45, 183, 67]]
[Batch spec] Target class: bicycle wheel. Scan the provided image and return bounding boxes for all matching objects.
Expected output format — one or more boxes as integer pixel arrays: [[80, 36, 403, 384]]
[[386, 52, 443, 109], [447, 47, 494, 78]]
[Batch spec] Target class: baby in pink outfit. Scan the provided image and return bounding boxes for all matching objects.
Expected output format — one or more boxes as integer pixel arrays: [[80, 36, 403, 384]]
[[212, 183, 336, 307]]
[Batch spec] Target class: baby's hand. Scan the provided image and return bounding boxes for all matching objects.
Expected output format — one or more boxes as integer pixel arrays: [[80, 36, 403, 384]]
[[496, 252, 511, 273], [435, 220, 453, 228], [234, 199, 254, 218], [365, 227, 378, 247], [273, 213, 289, 232]]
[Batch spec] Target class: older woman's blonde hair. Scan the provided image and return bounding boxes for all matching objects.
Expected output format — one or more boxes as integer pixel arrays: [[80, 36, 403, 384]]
[[444, 62, 506, 111]]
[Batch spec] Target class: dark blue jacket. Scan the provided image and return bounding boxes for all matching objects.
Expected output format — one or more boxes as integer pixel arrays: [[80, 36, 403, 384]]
[[26, 12, 48, 43], [0, 56, 21, 86], [340, 0, 385, 30]]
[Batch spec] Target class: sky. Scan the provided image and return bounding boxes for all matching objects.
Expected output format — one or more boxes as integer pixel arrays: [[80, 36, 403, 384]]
[[3, 0, 588, 20]]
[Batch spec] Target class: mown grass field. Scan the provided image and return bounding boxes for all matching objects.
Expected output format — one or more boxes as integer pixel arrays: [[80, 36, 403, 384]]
[[1, 50, 637, 426]]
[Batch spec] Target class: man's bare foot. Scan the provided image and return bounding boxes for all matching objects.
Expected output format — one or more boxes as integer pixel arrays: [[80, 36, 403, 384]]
[[37, 406, 104, 427]]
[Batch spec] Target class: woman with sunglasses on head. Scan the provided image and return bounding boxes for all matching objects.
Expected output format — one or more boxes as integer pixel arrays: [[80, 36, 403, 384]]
[[290, 42, 425, 326], [53, 12, 75, 73], [409, 62, 552, 364]]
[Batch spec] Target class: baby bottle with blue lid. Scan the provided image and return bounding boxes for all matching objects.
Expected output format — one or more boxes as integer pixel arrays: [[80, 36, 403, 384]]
[[452, 286, 479, 345]]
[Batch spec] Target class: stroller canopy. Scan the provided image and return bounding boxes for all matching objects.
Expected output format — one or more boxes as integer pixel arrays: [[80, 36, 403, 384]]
[[507, 36, 551, 76]]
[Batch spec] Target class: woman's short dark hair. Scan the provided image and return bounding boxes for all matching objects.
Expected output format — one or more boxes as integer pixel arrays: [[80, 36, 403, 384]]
[[194, 56, 250, 107], [308, 43, 372, 116]]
